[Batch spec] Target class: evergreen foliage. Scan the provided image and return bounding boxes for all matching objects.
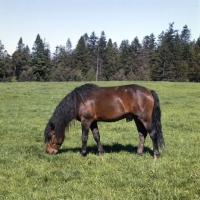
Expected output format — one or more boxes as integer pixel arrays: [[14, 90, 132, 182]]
[[31, 34, 51, 81], [0, 23, 200, 82], [104, 39, 118, 80]]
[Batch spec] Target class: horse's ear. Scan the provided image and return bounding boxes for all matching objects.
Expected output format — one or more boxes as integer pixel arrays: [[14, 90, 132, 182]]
[[50, 122, 55, 131]]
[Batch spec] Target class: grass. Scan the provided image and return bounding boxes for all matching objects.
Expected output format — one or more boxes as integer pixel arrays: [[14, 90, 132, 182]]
[[0, 81, 200, 199]]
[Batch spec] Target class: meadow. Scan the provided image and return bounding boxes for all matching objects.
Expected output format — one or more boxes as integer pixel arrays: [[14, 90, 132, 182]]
[[0, 81, 200, 200]]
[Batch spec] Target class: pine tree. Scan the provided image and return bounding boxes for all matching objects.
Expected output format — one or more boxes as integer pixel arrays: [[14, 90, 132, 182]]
[[73, 36, 91, 80], [173, 33, 184, 81], [118, 40, 130, 80], [163, 23, 178, 81], [50, 43, 77, 81], [50, 46, 65, 81], [65, 38, 73, 72], [12, 37, 31, 80], [0, 40, 13, 81], [31, 34, 51, 81], [131, 37, 141, 54], [18, 45, 35, 81], [96, 31, 107, 80], [151, 23, 179, 81], [88, 32, 98, 80], [130, 37, 145, 80], [189, 37, 200, 81], [150, 50, 162, 81], [66, 38, 72, 53], [149, 33, 156, 51], [180, 25, 191, 45], [179, 25, 193, 81], [135, 36, 151, 80], [104, 39, 119, 80], [0, 40, 6, 80]]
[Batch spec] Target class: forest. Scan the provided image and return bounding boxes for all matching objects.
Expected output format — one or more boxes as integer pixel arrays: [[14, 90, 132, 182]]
[[0, 23, 200, 82]]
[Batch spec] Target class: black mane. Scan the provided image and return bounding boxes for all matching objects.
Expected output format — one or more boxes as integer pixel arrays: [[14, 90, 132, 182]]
[[44, 84, 99, 142], [74, 83, 99, 105]]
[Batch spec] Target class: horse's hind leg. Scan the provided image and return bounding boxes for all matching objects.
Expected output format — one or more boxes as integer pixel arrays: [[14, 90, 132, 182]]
[[149, 128, 160, 160], [90, 121, 104, 156], [138, 118, 160, 160], [134, 118, 147, 155]]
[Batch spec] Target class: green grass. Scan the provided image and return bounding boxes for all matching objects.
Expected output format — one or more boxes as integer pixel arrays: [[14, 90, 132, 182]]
[[0, 81, 200, 199]]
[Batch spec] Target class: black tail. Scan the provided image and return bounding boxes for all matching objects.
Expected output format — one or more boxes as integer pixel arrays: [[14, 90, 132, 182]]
[[151, 90, 165, 149]]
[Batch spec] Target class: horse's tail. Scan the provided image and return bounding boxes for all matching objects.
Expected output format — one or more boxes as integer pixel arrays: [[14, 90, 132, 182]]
[[151, 90, 165, 149]]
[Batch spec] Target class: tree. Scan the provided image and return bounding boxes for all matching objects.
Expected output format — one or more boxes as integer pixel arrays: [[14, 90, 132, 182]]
[[118, 40, 130, 79], [50, 44, 78, 81], [66, 38, 72, 53], [12, 38, 31, 80], [0, 40, 6, 80], [134, 36, 152, 80], [117, 38, 140, 80], [149, 33, 156, 51], [65, 38, 73, 70], [0, 40, 13, 81], [73, 36, 91, 80], [31, 34, 51, 81], [17, 37, 25, 51], [151, 23, 179, 81], [88, 32, 99, 80], [130, 37, 150, 80], [179, 25, 192, 81], [50, 46, 66, 81], [173, 33, 184, 81], [131, 37, 141, 54], [96, 31, 107, 81], [104, 39, 118, 80], [180, 25, 191, 45], [1, 23, 200, 82], [188, 37, 200, 81]]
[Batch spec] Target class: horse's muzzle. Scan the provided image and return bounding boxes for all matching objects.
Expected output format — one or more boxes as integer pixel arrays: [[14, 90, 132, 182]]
[[46, 148, 58, 154]]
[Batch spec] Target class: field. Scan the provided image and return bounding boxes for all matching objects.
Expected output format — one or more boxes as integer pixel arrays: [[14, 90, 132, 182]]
[[0, 81, 200, 200]]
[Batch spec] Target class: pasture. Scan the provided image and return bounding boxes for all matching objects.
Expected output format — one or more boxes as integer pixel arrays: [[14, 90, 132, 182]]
[[0, 81, 200, 199]]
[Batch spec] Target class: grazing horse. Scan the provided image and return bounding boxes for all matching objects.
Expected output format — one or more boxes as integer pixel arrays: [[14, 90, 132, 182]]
[[44, 84, 165, 159]]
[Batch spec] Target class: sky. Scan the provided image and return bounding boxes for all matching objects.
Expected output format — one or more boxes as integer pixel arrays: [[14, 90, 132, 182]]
[[0, 0, 200, 55]]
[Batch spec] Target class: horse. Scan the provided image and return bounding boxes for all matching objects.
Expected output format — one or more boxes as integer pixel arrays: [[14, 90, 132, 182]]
[[44, 83, 165, 159]]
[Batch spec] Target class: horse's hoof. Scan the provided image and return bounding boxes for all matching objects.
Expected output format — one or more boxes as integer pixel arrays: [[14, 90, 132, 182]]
[[136, 150, 143, 156], [80, 152, 87, 157], [153, 153, 160, 160]]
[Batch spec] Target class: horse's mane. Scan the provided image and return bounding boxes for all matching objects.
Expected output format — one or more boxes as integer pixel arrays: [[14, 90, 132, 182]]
[[44, 84, 98, 142], [74, 83, 99, 105]]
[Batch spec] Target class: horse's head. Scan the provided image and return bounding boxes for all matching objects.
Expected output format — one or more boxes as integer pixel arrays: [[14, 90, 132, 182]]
[[44, 122, 65, 154]]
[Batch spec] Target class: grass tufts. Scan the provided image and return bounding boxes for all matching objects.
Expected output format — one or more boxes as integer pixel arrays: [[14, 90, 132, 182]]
[[0, 81, 200, 199]]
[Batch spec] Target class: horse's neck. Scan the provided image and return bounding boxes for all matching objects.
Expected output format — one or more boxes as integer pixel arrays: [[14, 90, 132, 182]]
[[57, 95, 76, 127], [63, 108, 76, 127]]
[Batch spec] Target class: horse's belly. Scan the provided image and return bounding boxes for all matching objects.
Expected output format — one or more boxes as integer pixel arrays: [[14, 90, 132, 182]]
[[95, 103, 131, 122]]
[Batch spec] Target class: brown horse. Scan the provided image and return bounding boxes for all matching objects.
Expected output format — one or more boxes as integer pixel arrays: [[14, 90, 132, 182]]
[[44, 84, 165, 159]]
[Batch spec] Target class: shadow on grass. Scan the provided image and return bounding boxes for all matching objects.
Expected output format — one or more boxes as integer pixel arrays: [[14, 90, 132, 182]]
[[59, 143, 153, 157]]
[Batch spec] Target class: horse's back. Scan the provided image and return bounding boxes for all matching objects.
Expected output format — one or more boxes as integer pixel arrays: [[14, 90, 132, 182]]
[[78, 84, 154, 122], [94, 84, 153, 105]]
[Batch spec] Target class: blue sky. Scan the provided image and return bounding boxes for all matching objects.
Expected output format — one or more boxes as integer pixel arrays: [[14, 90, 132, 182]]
[[1, 0, 199, 54]]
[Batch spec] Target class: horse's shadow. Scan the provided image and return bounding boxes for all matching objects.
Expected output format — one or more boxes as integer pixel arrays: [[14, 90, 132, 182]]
[[59, 143, 153, 157]]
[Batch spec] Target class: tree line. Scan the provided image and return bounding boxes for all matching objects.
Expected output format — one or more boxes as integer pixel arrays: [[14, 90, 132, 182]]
[[0, 23, 200, 82]]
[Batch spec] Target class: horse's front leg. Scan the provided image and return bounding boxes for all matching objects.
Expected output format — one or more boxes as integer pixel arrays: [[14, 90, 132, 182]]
[[81, 120, 90, 157], [90, 121, 104, 156]]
